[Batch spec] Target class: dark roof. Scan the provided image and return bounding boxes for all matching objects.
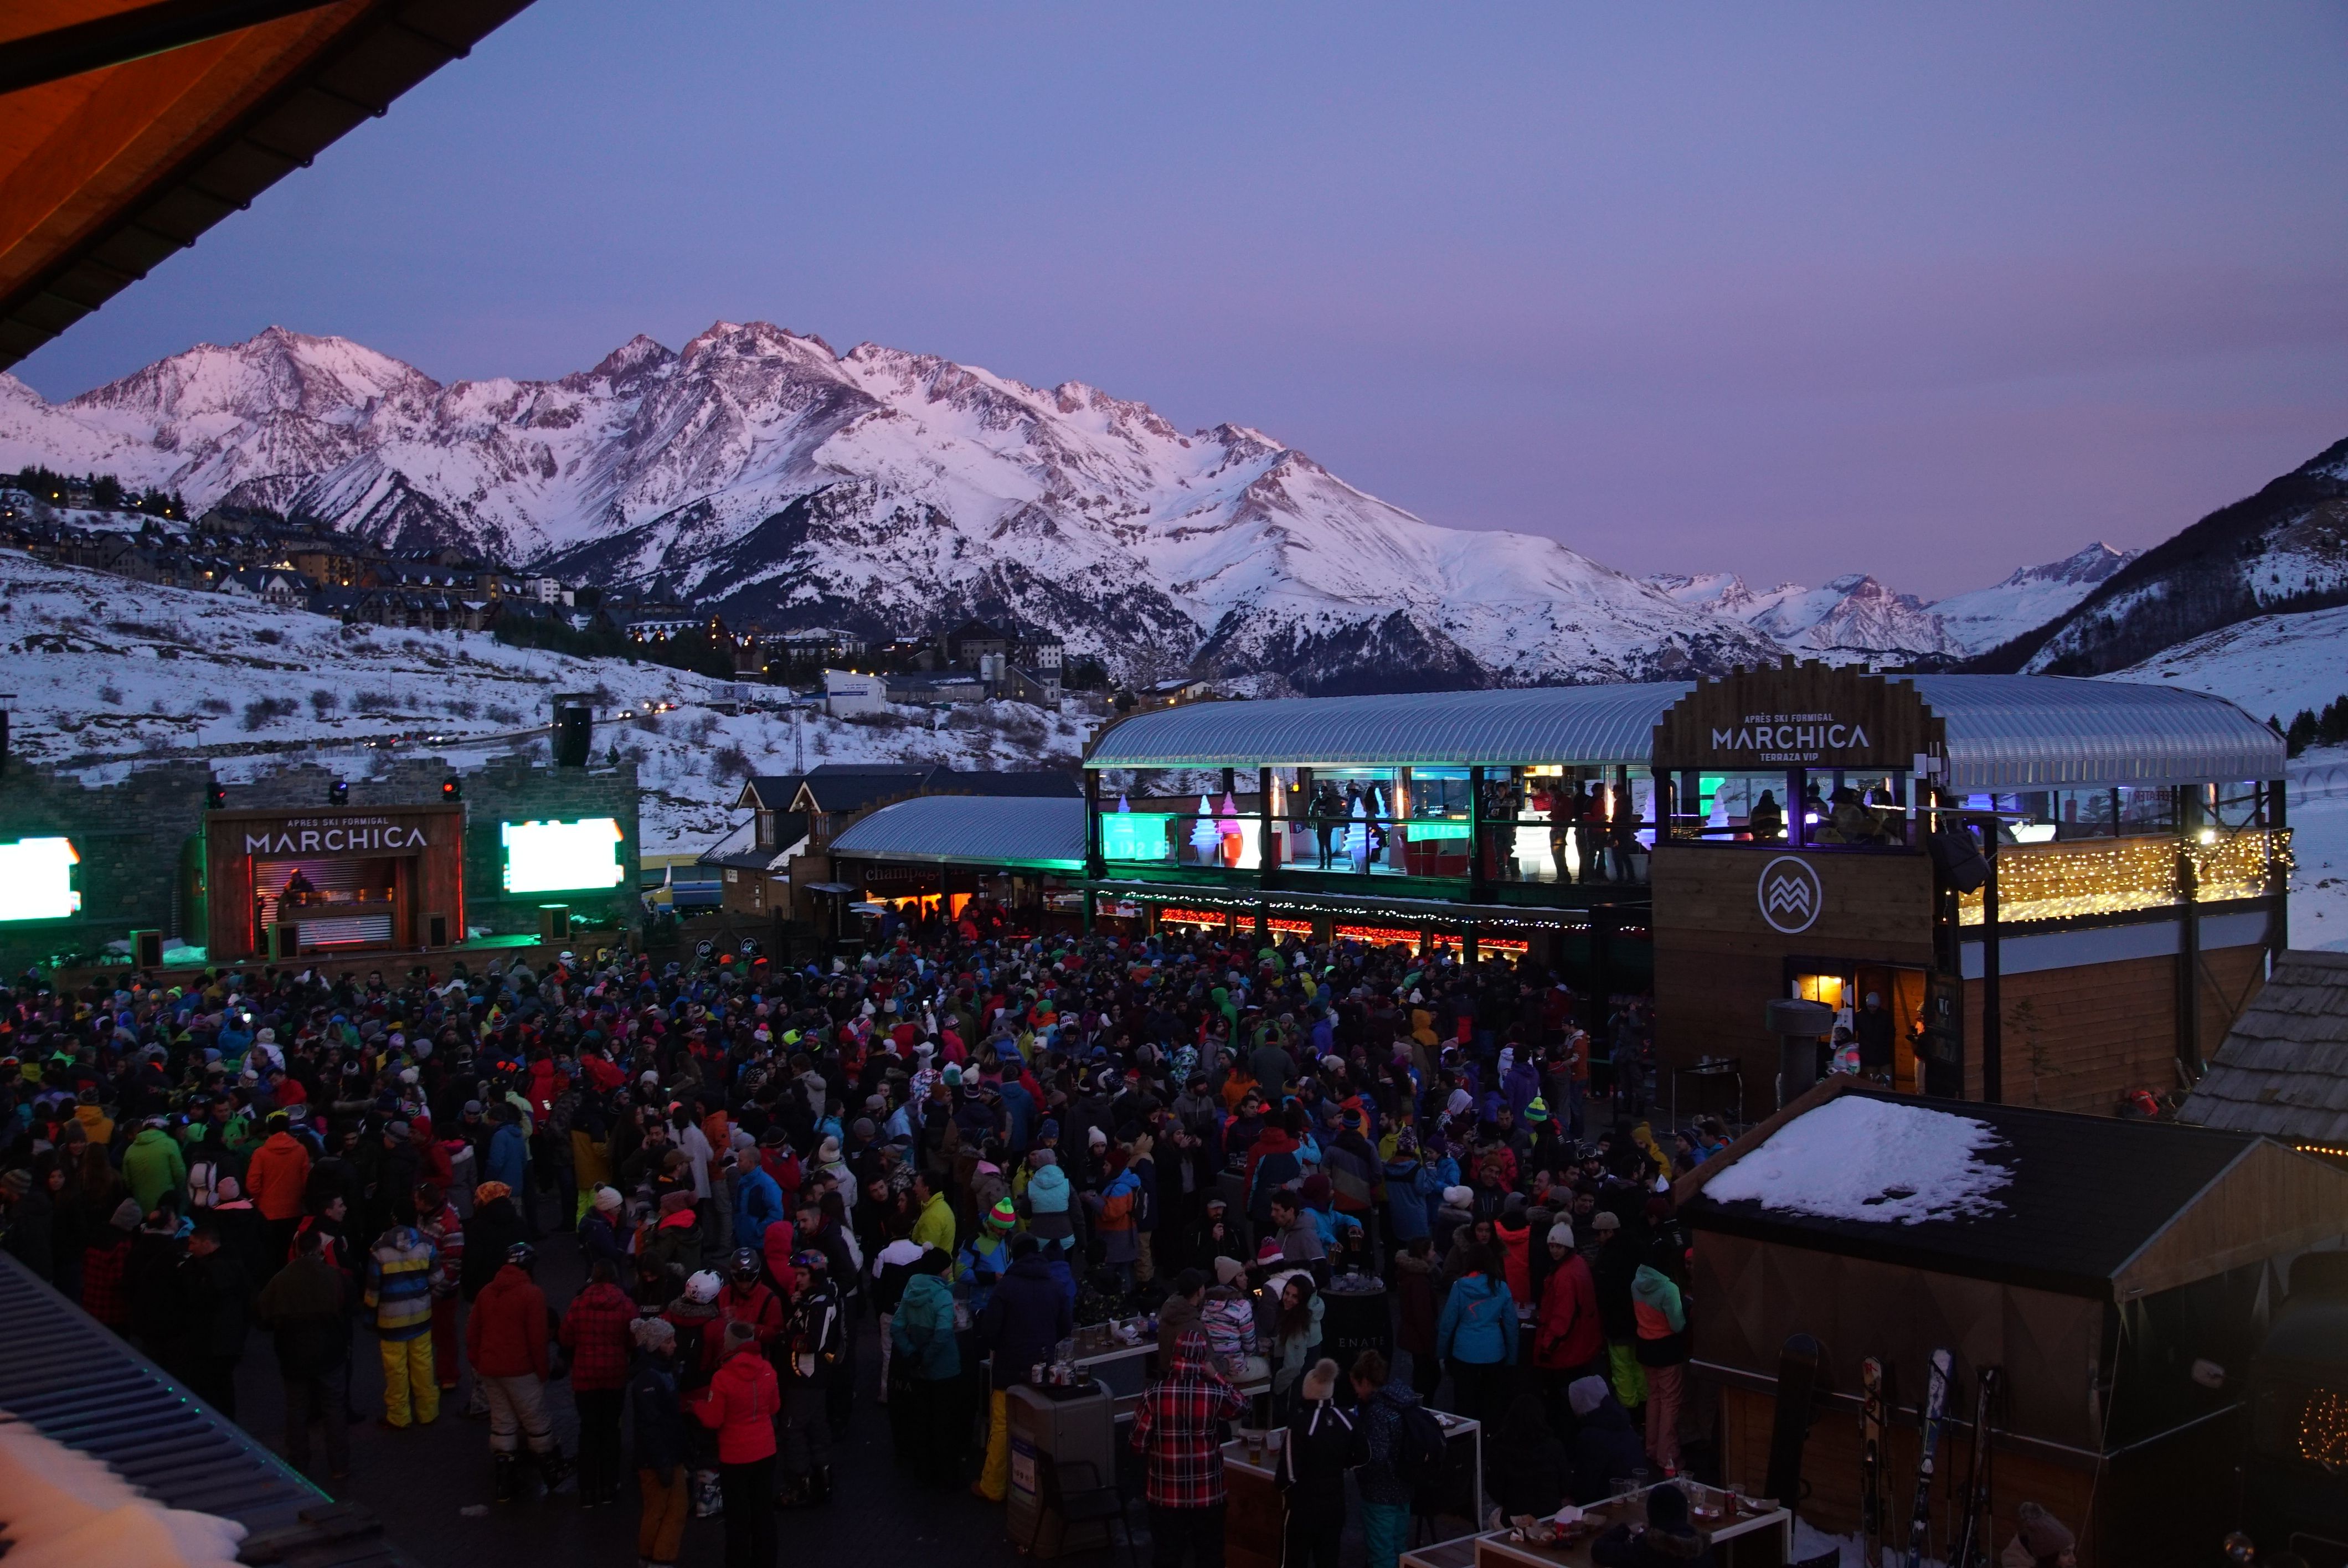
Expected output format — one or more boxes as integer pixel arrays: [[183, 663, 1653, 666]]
[[737, 774, 809, 811], [1682, 1089, 2264, 1297], [2180, 950, 2348, 1143], [0, 1250, 416, 1564], [785, 765, 1079, 814], [929, 767, 1082, 798]]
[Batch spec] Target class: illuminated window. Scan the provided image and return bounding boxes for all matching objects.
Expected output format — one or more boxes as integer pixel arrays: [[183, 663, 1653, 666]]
[[501, 818, 625, 894], [0, 838, 81, 921]]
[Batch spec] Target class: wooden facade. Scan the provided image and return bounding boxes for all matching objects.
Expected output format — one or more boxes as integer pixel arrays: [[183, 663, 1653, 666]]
[[1649, 662, 2284, 1117], [202, 804, 464, 961], [1682, 1083, 2348, 1567]]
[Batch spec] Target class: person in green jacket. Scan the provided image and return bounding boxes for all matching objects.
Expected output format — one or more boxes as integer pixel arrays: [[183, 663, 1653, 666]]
[[888, 1251, 964, 1488], [123, 1118, 189, 1216], [909, 1170, 957, 1256]]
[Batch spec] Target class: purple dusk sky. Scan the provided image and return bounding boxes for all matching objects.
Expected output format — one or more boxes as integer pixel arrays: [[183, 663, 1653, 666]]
[[14, 3, 2348, 596]]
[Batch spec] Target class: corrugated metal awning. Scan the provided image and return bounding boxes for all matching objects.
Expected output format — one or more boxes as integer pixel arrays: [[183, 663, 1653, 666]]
[[1088, 675, 2283, 788], [1902, 675, 2286, 790], [829, 794, 1085, 869], [0, 1251, 415, 1565], [1087, 684, 1693, 770]]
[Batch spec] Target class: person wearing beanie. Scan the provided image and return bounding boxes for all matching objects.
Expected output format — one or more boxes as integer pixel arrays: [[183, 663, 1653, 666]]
[[2003, 1502, 2077, 1568], [889, 1247, 965, 1488], [1566, 1374, 1647, 1507], [1533, 1218, 1605, 1416], [973, 1234, 1073, 1503], [1130, 1328, 1249, 1565], [689, 1315, 779, 1566], [1587, 1481, 1711, 1566], [1281, 1357, 1361, 1568], [625, 1314, 687, 1568], [955, 1195, 1020, 1320]]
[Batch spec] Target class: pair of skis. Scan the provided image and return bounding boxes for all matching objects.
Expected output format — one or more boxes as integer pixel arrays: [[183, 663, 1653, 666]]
[[1880, 1349, 2000, 1568]]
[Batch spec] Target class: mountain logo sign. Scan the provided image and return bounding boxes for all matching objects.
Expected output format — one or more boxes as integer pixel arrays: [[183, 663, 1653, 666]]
[[1757, 856, 1824, 934]]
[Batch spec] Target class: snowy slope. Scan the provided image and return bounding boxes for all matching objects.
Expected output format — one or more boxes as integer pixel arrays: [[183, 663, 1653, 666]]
[[2103, 603, 2348, 725], [1650, 543, 2138, 666], [0, 326, 1780, 694], [0, 550, 1089, 852], [1931, 543, 2136, 654], [2098, 605, 2348, 946]]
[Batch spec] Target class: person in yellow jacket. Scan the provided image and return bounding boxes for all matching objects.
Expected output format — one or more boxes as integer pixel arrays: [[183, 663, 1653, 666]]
[[909, 1170, 956, 1256]]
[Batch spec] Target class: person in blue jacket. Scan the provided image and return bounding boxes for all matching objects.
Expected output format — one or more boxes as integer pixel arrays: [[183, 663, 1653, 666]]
[[1435, 1242, 1517, 1428], [730, 1145, 786, 1252]]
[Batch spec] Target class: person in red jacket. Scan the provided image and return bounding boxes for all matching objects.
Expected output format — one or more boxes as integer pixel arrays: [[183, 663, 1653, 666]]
[[691, 1320, 780, 1566], [1532, 1222, 1606, 1414], [708, 1249, 782, 1374], [560, 1258, 639, 1509], [244, 1112, 313, 1275], [465, 1242, 572, 1501]]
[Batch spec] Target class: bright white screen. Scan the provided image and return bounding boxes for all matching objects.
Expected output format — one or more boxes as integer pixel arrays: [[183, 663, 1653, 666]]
[[0, 838, 82, 921], [501, 818, 624, 894]]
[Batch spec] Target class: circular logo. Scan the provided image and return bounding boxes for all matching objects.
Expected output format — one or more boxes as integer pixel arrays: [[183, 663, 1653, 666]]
[[1757, 855, 1824, 935]]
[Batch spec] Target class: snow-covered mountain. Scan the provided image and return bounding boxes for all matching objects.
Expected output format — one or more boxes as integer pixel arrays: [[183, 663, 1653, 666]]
[[0, 326, 1781, 695], [1929, 543, 2138, 654], [1987, 439, 2348, 677], [1650, 543, 2139, 667]]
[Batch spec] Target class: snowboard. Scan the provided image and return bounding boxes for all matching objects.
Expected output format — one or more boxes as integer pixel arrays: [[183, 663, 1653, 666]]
[[1904, 1348, 1954, 1568], [1860, 1356, 1888, 1565], [1949, 1365, 2003, 1568], [1764, 1333, 1825, 1514]]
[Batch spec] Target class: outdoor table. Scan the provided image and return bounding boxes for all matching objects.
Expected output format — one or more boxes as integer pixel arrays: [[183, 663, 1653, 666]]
[[1471, 1484, 1791, 1568]]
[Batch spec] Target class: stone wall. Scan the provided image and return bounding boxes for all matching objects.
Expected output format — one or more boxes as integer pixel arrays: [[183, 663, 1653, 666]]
[[0, 762, 209, 970], [460, 755, 642, 936], [1, 752, 642, 968]]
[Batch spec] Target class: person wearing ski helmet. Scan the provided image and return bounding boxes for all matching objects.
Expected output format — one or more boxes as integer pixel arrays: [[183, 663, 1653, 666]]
[[465, 1240, 573, 1500], [710, 1246, 782, 1370], [775, 1249, 845, 1508]]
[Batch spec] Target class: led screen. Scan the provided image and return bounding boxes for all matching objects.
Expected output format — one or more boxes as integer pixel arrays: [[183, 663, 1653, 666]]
[[501, 818, 625, 894], [0, 838, 82, 921]]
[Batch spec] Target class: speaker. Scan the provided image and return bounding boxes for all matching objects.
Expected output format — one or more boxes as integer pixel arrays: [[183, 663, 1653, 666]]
[[538, 904, 570, 942], [271, 922, 301, 960], [551, 700, 591, 767], [129, 929, 163, 968], [424, 911, 449, 948]]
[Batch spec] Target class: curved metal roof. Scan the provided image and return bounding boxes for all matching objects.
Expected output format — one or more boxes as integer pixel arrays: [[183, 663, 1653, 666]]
[[1086, 675, 2282, 788], [828, 793, 1085, 869], [1087, 684, 1694, 769], [1902, 675, 2285, 790]]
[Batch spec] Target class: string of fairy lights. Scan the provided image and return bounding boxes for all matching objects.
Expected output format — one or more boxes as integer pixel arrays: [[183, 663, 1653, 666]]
[[1957, 830, 2289, 926]]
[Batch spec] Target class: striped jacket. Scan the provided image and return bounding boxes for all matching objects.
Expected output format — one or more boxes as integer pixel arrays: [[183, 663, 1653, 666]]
[[363, 1227, 437, 1340]]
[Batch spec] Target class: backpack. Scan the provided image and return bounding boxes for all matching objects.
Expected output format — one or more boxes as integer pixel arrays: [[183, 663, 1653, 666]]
[[1390, 1401, 1449, 1488]]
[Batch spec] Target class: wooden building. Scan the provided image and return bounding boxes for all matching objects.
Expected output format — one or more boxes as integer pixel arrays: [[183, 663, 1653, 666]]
[[2179, 948, 2348, 1159], [1678, 1077, 2348, 1568], [1079, 663, 2287, 1114], [1647, 661, 2288, 1116], [204, 803, 465, 960]]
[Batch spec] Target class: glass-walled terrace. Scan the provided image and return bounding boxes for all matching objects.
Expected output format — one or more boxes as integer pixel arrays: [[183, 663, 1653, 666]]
[[1093, 763, 1661, 895]]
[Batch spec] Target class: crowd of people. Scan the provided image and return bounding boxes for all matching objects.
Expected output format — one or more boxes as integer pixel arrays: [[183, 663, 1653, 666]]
[[0, 922, 2071, 1568]]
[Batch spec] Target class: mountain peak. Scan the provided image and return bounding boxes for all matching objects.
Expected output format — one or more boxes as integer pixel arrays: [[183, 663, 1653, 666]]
[[585, 334, 676, 382]]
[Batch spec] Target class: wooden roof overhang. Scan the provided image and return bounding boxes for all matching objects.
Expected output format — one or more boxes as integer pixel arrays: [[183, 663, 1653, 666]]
[[0, 0, 536, 370]]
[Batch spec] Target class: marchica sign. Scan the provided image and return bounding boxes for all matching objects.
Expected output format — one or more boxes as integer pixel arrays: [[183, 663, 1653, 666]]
[[240, 817, 433, 857], [1712, 713, 1872, 766], [1652, 661, 1937, 775]]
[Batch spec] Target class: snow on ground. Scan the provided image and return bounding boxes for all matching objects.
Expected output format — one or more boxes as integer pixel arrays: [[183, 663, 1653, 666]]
[[1, 550, 1091, 852], [1703, 1095, 2010, 1224], [2105, 603, 2348, 725], [0, 1416, 246, 1567], [2094, 605, 2348, 945], [2285, 745, 2348, 951]]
